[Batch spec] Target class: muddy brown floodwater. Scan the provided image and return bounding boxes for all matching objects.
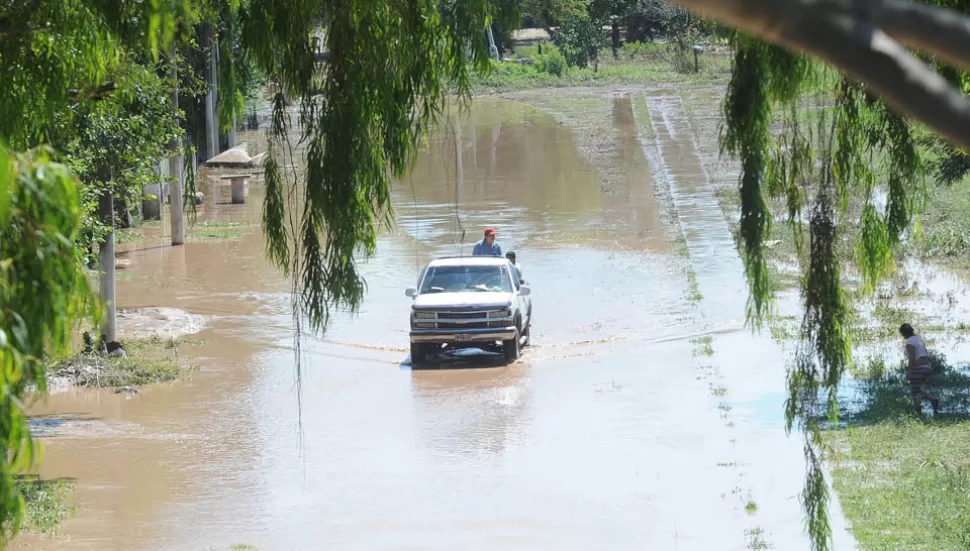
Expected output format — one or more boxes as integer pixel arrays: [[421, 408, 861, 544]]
[[20, 92, 858, 551]]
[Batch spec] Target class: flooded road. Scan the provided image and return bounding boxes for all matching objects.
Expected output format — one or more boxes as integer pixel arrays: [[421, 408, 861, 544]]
[[22, 93, 856, 550]]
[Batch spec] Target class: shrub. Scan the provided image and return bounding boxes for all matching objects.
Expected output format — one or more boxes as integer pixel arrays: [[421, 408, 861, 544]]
[[534, 46, 567, 76]]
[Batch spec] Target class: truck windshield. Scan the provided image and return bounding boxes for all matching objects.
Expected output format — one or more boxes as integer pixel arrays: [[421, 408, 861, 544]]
[[420, 265, 513, 294]]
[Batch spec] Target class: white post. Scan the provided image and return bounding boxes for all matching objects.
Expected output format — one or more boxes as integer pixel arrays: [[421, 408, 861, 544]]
[[169, 49, 185, 246], [205, 23, 220, 160], [98, 192, 116, 341], [228, 114, 237, 148]]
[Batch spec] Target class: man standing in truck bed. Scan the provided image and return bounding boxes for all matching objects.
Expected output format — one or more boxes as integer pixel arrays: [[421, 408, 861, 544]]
[[472, 227, 503, 256]]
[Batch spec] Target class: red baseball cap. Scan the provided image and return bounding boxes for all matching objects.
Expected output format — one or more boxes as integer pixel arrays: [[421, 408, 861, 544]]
[[484, 227, 497, 236]]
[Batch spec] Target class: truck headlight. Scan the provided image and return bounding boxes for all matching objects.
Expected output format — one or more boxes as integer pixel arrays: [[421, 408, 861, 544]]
[[488, 309, 512, 319], [413, 311, 435, 319]]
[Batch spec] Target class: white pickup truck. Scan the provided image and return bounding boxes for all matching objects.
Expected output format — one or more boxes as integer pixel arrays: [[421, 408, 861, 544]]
[[406, 256, 532, 366]]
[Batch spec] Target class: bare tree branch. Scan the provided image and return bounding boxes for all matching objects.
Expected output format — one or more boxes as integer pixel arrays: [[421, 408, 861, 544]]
[[68, 82, 117, 102], [671, 0, 970, 151], [879, 0, 970, 75]]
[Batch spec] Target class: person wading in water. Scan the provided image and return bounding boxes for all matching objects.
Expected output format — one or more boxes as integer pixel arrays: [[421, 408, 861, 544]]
[[900, 323, 940, 414]]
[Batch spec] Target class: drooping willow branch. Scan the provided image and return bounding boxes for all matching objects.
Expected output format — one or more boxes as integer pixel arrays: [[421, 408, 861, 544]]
[[245, 0, 491, 341], [720, 35, 922, 550], [674, 0, 970, 152]]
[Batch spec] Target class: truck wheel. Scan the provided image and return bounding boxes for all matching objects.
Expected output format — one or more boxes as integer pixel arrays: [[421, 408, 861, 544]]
[[503, 333, 520, 362], [410, 343, 428, 366]]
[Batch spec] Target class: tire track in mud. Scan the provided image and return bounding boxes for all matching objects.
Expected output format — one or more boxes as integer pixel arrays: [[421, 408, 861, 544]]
[[641, 91, 780, 549]]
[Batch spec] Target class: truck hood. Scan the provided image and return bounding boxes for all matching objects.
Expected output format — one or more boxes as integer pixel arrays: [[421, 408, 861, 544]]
[[412, 292, 512, 310]]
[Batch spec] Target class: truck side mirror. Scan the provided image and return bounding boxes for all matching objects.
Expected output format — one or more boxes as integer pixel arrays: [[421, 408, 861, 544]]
[[519, 286, 531, 296], [405, 288, 417, 298]]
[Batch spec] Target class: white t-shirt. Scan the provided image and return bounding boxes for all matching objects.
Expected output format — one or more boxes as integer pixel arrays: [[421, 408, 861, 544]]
[[906, 335, 928, 359]]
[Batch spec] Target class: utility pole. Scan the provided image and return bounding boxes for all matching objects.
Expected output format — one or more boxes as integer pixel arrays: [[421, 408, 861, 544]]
[[169, 45, 185, 246]]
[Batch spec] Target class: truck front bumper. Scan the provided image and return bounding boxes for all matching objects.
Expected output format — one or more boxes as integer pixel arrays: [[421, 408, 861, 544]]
[[410, 327, 517, 344]]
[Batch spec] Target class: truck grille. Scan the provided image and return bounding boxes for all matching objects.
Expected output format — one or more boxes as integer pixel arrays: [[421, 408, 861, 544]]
[[437, 311, 486, 320], [437, 321, 489, 329], [413, 309, 511, 329]]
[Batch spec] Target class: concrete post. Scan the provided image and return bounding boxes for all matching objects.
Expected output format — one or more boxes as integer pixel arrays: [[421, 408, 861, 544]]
[[169, 50, 185, 246], [232, 178, 245, 204], [205, 23, 220, 161], [228, 114, 237, 148], [223, 175, 249, 204], [98, 192, 116, 341]]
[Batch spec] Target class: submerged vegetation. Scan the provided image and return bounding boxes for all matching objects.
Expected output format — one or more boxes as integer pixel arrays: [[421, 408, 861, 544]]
[[18, 477, 75, 536], [115, 219, 255, 246], [48, 335, 201, 389]]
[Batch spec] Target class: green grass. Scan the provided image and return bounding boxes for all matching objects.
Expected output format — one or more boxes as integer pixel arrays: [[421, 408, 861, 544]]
[[745, 527, 773, 550], [49, 335, 203, 388], [114, 228, 147, 244], [915, 174, 970, 270], [186, 221, 248, 241], [824, 348, 970, 551], [470, 44, 731, 94], [690, 335, 714, 357], [115, 271, 145, 281], [828, 419, 970, 551], [115, 220, 253, 246], [686, 267, 703, 303], [230, 545, 258, 551], [745, 500, 758, 515], [767, 315, 799, 343], [19, 477, 75, 535]]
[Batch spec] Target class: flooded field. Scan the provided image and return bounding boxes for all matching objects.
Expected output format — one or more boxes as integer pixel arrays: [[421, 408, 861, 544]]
[[19, 91, 863, 550]]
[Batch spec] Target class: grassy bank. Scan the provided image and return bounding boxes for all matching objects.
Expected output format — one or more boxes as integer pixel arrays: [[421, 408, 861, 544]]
[[828, 419, 970, 551], [823, 350, 970, 551], [917, 176, 970, 272], [48, 335, 201, 389], [19, 476, 76, 535], [471, 42, 732, 94]]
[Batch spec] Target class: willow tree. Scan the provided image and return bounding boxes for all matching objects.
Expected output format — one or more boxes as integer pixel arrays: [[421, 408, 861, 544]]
[[238, 0, 492, 348], [670, 1, 970, 550], [0, 0, 195, 542]]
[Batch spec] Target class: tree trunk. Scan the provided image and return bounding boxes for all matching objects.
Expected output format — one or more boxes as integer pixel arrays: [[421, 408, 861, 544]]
[[204, 22, 220, 161], [612, 19, 621, 59], [169, 49, 185, 246], [114, 195, 133, 228], [98, 192, 116, 341], [670, 0, 970, 151]]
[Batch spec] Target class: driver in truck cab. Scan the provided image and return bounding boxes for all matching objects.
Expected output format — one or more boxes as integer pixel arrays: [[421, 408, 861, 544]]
[[472, 227, 502, 256]]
